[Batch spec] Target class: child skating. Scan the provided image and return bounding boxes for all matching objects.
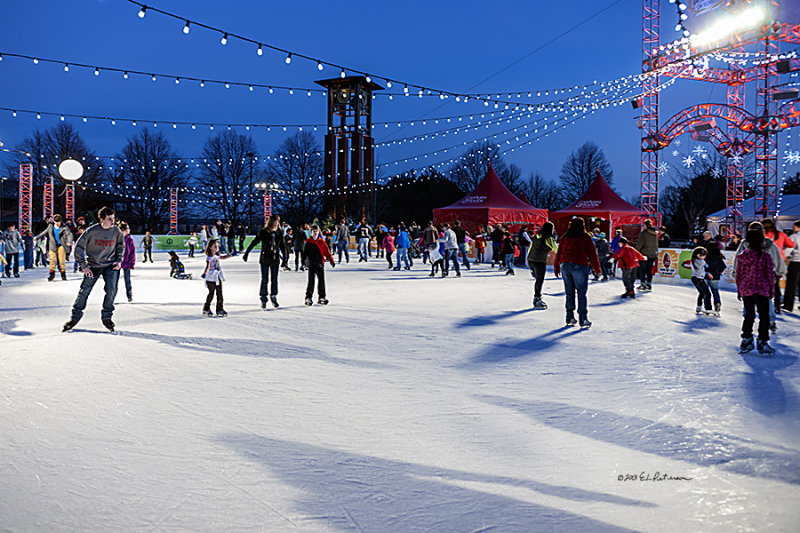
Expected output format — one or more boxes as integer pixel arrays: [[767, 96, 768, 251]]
[[302, 225, 335, 306], [201, 240, 226, 317]]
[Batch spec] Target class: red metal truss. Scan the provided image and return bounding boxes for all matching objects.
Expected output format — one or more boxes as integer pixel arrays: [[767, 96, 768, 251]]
[[169, 188, 178, 235], [18, 163, 33, 232], [43, 176, 54, 220], [65, 183, 75, 223], [640, 0, 660, 223], [726, 59, 746, 233], [754, 15, 781, 218]]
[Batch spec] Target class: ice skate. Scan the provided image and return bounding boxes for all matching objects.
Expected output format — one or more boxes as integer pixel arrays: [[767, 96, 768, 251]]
[[305, 297, 313, 306], [533, 297, 547, 309], [579, 319, 592, 329], [203, 309, 213, 317], [566, 316, 577, 326], [216, 309, 227, 318], [270, 295, 279, 308], [739, 337, 755, 354], [317, 298, 329, 305], [696, 306, 703, 314], [62, 320, 78, 332], [757, 339, 775, 355], [102, 319, 115, 332]]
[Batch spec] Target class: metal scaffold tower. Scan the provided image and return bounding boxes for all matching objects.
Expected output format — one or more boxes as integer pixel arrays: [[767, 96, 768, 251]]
[[640, 0, 800, 234], [18, 163, 32, 232]]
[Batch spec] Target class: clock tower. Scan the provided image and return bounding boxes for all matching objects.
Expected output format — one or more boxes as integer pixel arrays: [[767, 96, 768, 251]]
[[315, 76, 382, 222]]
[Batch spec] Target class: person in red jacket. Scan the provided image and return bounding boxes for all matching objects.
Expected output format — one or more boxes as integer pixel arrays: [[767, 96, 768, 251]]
[[302, 224, 335, 306], [761, 218, 795, 314], [612, 237, 645, 299], [554, 217, 602, 328]]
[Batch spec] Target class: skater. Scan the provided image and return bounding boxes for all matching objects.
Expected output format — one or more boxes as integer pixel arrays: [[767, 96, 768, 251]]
[[302, 225, 335, 305], [611, 237, 644, 299], [198, 225, 208, 253], [490, 224, 505, 267], [237, 224, 246, 253], [355, 219, 371, 262], [72, 225, 86, 273], [609, 228, 623, 278], [761, 218, 795, 314], [395, 224, 412, 270], [690, 247, 715, 315], [782, 220, 800, 312], [294, 225, 307, 271], [635, 219, 658, 290], [736, 229, 775, 355], [554, 217, 601, 328], [335, 218, 351, 264], [201, 239, 226, 317], [382, 231, 396, 269], [119, 222, 136, 302], [225, 221, 236, 255], [442, 224, 461, 278], [282, 226, 293, 271], [62, 207, 124, 332], [243, 214, 284, 309], [516, 225, 531, 267], [527, 221, 558, 308], [453, 220, 471, 270], [734, 221, 786, 332], [36, 214, 73, 281], [1, 222, 22, 278], [474, 226, 487, 264], [141, 231, 154, 263], [168, 251, 192, 279], [501, 230, 515, 275], [187, 232, 198, 258], [705, 239, 726, 313], [594, 232, 610, 281]]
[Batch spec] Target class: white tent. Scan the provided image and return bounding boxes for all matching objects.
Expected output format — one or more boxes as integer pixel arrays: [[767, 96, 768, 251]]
[[707, 194, 800, 234]]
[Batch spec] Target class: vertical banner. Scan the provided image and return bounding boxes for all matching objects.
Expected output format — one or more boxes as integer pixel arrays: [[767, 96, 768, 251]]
[[43, 176, 54, 220], [18, 163, 33, 232], [65, 183, 75, 222]]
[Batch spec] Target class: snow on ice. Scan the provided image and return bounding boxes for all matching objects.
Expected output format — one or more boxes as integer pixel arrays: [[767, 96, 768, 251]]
[[1, 256, 798, 531]]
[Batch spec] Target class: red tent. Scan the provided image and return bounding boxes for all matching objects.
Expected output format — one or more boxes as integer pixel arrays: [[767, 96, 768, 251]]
[[550, 171, 643, 235], [433, 165, 548, 233]]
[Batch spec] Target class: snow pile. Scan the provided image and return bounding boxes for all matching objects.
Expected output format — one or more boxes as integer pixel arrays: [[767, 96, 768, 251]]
[[1, 256, 798, 531]]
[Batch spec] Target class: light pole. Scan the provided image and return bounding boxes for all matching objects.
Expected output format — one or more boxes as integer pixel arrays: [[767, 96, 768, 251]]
[[58, 159, 83, 223]]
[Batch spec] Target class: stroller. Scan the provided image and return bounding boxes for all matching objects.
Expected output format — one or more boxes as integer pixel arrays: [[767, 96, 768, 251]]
[[168, 251, 193, 279]]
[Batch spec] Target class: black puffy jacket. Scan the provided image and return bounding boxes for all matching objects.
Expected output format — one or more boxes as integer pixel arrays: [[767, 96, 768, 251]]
[[245, 228, 284, 264]]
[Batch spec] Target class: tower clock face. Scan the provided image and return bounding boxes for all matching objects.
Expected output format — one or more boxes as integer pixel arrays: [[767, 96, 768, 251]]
[[335, 89, 351, 104]]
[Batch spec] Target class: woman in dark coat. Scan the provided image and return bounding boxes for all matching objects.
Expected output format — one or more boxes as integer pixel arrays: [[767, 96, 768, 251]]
[[554, 217, 602, 328], [243, 214, 284, 309]]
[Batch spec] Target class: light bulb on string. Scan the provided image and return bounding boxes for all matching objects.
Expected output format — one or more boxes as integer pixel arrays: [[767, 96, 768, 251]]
[[123, 71, 128, 79], [33, 58, 38, 64], [257, 44, 263, 56], [175, 78, 180, 84], [152, 74, 156, 81], [340, 68, 346, 78], [64, 63, 69, 72], [138, 5, 146, 18], [317, 61, 323, 71], [220, 33, 228, 45], [94, 67, 99, 76], [183, 21, 190, 34], [285, 53, 292, 64]]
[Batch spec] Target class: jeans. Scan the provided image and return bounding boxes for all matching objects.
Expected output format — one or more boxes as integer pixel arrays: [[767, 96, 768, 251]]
[[227, 236, 236, 254], [504, 253, 514, 272], [337, 240, 350, 263], [692, 277, 712, 310], [742, 294, 770, 341], [219, 238, 227, 254], [443, 249, 460, 275], [305, 263, 326, 299], [622, 267, 637, 292], [561, 262, 590, 321], [71, 266, 120, 321], [457, 243, 471, 269], [259, 262, 280, 303], [121, 268, 133, 300], [188, 244, 195, 257], [707, 279, 720, 305], [492, 243, 502, 265], [396, 247, 410, 269], [358, 238, 369, 260], [639, 257, 655, 284], [5, 252, 19, 276], [517, 245, 528, 266], [143, 247, 153, 263], [774, 278, 782, 312], [204, 281, 224, 312], [530, 261, 546, 298]]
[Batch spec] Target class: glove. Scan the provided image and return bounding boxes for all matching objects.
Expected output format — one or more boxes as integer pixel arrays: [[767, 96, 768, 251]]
[[242, 253, 248, 262], [331, 263, 336, 268], [737, 294, 742, 301]]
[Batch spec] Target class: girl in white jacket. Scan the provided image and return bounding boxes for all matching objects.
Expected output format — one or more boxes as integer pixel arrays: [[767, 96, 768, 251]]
[[202, 239, 227, 317]]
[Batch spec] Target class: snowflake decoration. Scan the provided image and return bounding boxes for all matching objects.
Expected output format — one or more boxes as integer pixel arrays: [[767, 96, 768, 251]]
[[658, 161, 669, 176], [711, 167, 722, 178], [692, 146, 707, 156], [683, 155, 695, 168], [674, 139, 682, 146], [731, 154, 743, 166], [701, 153, 708, 159], [672, 149, 680, 157], [786, 150, 800, 164]]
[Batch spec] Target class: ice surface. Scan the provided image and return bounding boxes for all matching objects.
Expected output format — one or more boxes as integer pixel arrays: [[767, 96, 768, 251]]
[[1, 256, 798, 532]]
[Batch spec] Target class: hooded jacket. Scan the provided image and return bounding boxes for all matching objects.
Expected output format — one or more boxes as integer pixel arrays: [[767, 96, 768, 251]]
[[734, 237, 786, 277], [302, 236, 335, 266], [736, 249, 774, 299], [634, 227, 659, 259], [612, 244, 644, 270]]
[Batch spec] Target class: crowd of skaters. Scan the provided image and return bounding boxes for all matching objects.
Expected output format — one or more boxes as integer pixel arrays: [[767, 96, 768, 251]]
[[1, 208, 798, 355]]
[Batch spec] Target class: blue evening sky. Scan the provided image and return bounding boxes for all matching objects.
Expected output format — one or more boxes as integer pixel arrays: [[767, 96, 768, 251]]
[[0, 0, 780, 199]]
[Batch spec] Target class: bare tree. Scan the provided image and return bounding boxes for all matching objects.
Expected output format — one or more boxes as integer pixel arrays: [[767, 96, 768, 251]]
[[115, 128, 190, 230], [559, 141, 614, 204], [447, 141, 521, 193], [659, 155, 727, 237], [265, 131, 324, 227], [520, 171, 565, 211], [198, 129, 258, 227]]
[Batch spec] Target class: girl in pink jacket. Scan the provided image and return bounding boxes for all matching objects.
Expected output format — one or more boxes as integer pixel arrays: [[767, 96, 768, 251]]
[[736, 229, 775, 355]]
